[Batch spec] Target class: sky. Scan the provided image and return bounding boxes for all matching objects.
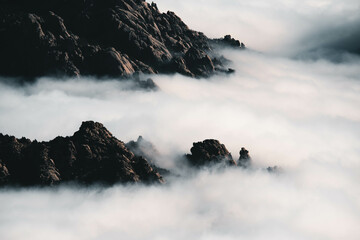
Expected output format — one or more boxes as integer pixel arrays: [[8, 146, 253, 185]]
[[0, 0, 360, 239]]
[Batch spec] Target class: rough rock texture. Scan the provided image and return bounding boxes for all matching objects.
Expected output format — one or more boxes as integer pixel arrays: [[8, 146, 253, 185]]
[[0, 0, 242, 80], [238, 147, 251, 168], [186, 139, 236, 167], [0, 121, 164, 186], [211, 35, 246, 49], [0, 159, 10, 183]]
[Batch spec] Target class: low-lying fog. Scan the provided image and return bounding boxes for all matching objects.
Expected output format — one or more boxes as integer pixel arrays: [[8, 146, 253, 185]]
[[1, 0, 360, 239], [155, 0, 360, 57]]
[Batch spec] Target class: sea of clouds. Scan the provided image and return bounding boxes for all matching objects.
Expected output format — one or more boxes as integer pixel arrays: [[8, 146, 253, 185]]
[[0, 0, 359, 239], [155, 0, 360, 57]]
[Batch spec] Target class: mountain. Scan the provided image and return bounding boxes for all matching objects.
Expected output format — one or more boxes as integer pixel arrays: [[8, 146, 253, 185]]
[[0, 121, 164, 186], [0, 0, 244, 81], [0, 120, 280, 187]]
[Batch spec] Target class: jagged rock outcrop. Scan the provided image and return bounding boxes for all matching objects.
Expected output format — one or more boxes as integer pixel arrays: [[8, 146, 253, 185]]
[[238, 147, 251, 168], [0, 121, 164, 186], [211, 35, 246, 49], [0, 0, 243, 80], [186, 139, 236, 167]]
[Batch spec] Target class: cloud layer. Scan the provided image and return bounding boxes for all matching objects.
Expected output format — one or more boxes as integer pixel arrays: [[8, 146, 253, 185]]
[[1, 48, 360, 239], [153, 0, 360, 56], [1, 50, 359, 168], [1, 0, 360, 239], [0, 166, 359, 240]]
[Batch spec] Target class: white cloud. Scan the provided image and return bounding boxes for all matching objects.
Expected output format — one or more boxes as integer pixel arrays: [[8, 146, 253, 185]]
[[1, 0, 360, 239], [1, 49, 360, 239], [152, 0, 360, 56]]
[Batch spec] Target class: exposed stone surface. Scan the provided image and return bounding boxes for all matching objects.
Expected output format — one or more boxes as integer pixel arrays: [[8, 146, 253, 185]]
[[0, 121, 164, 186], [186, 139, 236, 167], [211, 34, 246, 49], [0, 118, 280, 187], [0, 0, 243, 80], [238, 147, 251, 168], [0, 159, 10, 184]]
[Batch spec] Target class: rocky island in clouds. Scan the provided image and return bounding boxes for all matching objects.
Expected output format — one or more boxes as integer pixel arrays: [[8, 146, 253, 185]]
[[0, 0, 250, 186], [0, 121, 258, 186], [0, 0, 360, 240], [0, 0, 244, 82]]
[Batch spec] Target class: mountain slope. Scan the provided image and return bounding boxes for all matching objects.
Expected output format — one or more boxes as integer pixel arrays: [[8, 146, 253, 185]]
[[0, 0, 244, 80], [0, 121, 164, 186]]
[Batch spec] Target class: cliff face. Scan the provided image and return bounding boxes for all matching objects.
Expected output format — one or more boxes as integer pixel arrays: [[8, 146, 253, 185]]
[[0, 121, 164, 186], [0, 0, 243, 80]]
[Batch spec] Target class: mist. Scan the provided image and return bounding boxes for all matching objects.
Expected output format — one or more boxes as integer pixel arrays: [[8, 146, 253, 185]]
[[154, 0, 360, 57], [1, 0, 360, 239]]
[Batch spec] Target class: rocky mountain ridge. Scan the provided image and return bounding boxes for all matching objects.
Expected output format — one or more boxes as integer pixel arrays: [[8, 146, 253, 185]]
[[0, 121, 278, 187], [0, 0, 245, 81], [0, 121, 164, 186]]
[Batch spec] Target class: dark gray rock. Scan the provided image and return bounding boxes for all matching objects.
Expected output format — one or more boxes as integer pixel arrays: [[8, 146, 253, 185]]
[[0, 0, 245, 80], [186, 139, 237, 167], [0, 121, 164, 186], [0, 159, 10, 184], [211, 34, 246, 49], [183, 47, 215, 78], [238, 147, 251, 168]]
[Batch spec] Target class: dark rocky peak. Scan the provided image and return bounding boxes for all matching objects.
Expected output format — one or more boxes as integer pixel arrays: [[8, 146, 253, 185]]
[[237, 148, 282, 173], [75, 121, 113, 138], [211, 35, 246, 49], [186, 139, 237, 167], [238, 147, 251, 168], [0, 0, 243, 81], [0, 134, 31, 163], [0, 121, 164, 186], [72, 121, 118, 147], [0, 123, 281, 187]]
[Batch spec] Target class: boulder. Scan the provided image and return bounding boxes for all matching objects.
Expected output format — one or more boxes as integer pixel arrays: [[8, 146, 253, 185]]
[[212, 34, 246, 49], [186, 139, 236, 167], [238, 147, 251, 168]]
